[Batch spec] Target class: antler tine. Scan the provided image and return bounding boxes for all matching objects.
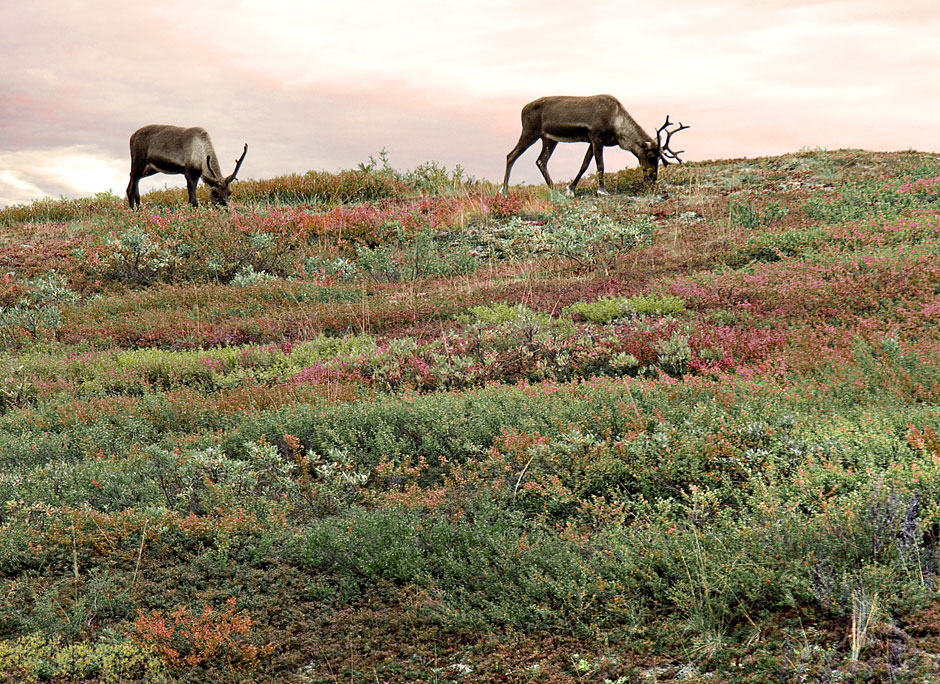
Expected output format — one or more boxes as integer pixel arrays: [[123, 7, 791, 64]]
[[656, 115, 673, 146], [228, 143, 248, 182], [660, 118, 690, 163]]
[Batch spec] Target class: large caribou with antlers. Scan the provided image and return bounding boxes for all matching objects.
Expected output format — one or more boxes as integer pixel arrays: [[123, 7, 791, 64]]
[[126, 125, 247, 209], [502, 94, 688, 196]]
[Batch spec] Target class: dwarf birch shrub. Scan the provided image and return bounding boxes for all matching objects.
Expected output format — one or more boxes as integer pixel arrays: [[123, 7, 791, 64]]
[[101, 227, 177, 285], [565, 295, 686, 323], [0, 271, 78, 346], [0, 632, 165, 684], [404, 159, 472, 194], [457, 302, 545, 326], [546, 203, 653, 273], [468, 203, 652, 269], [231, 264, 278, 286]]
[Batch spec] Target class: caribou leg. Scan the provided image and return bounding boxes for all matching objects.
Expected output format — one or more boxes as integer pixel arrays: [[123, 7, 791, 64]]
[[126, 174, 141, 210], [590, 136, 608, 195], [184, 169, 201, 207], [567, 145, 596, 195], [126, 158, 146, 209], [535, 138, 558, 190], [503, 130, 540, 195]]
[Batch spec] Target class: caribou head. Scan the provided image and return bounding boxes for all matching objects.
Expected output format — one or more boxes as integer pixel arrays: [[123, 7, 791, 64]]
[[502, 94, 689, 195], [126, 125, 247, 209]]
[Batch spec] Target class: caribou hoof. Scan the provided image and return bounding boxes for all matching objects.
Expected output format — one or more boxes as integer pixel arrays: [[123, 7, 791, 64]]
[[564, 187, 575, 197], [597, 187, 610, 197]]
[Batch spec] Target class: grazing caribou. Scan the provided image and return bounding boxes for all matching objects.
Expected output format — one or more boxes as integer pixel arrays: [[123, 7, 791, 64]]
[[126, 125, 247, 209], [502, 94, 688, 196]]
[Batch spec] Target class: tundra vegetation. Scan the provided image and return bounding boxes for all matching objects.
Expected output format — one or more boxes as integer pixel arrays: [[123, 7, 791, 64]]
[[1, 149, 940, 682]]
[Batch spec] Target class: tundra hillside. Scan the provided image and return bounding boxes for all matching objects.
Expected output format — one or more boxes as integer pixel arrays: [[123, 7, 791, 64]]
[[1, 149, 940, 683]]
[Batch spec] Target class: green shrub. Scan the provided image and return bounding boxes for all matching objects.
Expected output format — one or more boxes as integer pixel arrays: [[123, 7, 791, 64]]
[[592, 167, 650, 195], [564, 297, 629, 323], [0, 632, 164, 683], [565, 295, 685, 323], [728, 199, 788, 228], [548, 203, 654, 273], [625, 294, 685, 316], [802, 180, 919, 223], [296, 497, 622, 631], [355, 227, 478, 283], [404, 159, 473, 194], [0, 271, 79, 346], [654, 331, 692, 376], [731, 226, 827, 264]]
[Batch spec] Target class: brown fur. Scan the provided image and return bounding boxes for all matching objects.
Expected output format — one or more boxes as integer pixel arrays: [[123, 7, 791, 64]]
[[126, 125, 247, 209], [502, 95, 684, 195]]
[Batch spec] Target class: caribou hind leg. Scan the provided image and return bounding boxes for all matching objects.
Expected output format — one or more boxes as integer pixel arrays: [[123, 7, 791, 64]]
[[126, 174, 141, 210], [535, 138, 558, 190], [503, 129, 540, 195], [126, 158, 146, 209]]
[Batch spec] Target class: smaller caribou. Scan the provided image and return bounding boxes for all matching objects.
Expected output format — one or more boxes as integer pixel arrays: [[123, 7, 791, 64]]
[[502, 94, 688, 196], [126, 125, 247, 209]]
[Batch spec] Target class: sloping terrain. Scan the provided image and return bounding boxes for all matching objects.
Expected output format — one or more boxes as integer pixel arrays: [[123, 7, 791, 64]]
[[1, 149, 940, 682]]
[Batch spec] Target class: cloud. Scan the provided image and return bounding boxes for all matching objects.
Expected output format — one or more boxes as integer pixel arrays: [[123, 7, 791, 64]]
[[1, 0, 939, 207], [0, 147, 128, 207]]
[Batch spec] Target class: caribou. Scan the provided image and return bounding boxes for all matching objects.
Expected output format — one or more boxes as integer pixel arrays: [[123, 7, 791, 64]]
[[126, 125, 247, 209], [502, 94, 688, 196]]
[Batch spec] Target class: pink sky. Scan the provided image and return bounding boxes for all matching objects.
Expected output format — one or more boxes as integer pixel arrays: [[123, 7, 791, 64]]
[[1, 0, 939, 207]]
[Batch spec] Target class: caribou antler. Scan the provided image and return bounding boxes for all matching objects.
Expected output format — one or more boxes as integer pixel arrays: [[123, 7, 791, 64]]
[[227, 143, 248, 183], [655, 115, 690, 165]]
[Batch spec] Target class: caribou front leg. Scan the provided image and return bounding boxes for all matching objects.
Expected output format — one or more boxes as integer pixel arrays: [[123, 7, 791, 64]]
[[567, 145, 596, 196], [184, 169, 201, 207], [590, 137, 609, 196]]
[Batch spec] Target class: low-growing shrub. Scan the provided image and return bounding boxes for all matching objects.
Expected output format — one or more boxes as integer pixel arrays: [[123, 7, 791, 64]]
[[565, 297, 629, 323], [457, 302, 543, 326], [403, 159, 472, 194], [0, 193, 123, 226], [627, 294, 685, 316], [0, 271, 78, 346], [466, 203, 653, 270], [728, 198, 788, 228], [548, 203, 654, 273], [565, 294, 685, 323], [731, 225, 827, 264], [355, 227, 479, 283], [132, 597, 270, 669], [589, 167, 650, 195], [0, 632, 165, 683]]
